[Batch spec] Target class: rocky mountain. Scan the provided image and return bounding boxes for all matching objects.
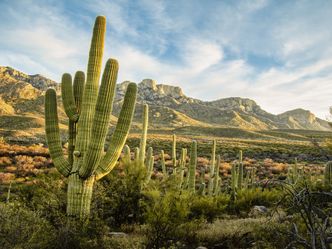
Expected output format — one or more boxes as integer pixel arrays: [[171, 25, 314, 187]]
[[0, 66, 330, 136]]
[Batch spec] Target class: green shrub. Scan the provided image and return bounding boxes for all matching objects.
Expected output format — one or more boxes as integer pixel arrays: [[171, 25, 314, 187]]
[[189, 194, 229, 222], [197, 217, 290, 248], [143, 190, 200, 248], [93, 161, 146, 228], [0, 202, 55, 249], [230, 188, 282, 214]]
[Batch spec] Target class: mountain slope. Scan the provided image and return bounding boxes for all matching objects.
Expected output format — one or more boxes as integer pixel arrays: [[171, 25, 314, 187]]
[[0, 66, 330, 135]]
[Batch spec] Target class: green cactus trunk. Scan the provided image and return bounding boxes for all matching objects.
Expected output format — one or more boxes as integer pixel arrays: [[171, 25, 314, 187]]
[[160, 150, 167, 177], [208, 139, 216, 196], [188, 141, 197, 192], [122, 145, 131, 165], [237, 150, 243, 190], [139, 104, 148, 166], [324, 161, 332, 186], [213, 155, 221, 195], [178, 148, 187, 188], [172, 134, 177, 173], [44, 16, 137, 219]]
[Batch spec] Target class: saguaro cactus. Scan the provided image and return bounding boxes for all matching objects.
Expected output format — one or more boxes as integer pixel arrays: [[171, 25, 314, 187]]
[[324, 161, 332, 186], [45, 16, 137, 219], [208, 139, 216, 196], [237, 150, 244, 190], [139, 104, 149, 166], [172, 134, 177, 172], [188, 140, 197, 192]]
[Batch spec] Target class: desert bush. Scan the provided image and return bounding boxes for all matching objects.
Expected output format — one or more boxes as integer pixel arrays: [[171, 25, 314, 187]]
[[197, 217, 290, 248], [93, 161, 146, 228], [0, 156, 11, 166], [230, 188, 282, 214], [0, 202, 55, 249], [143, 190, 200, 248], [0, 172, 15, 184], [189, 194, 229, 222]]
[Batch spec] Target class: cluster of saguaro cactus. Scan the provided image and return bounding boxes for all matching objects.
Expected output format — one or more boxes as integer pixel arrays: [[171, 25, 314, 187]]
[[229, 150, 246, 198], [45, 16, 137, 218]]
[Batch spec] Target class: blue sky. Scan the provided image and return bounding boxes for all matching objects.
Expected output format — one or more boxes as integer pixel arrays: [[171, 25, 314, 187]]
[[1, 0, 332, 118]]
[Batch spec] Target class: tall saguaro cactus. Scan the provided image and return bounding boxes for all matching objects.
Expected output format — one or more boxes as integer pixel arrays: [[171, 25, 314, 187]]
[[139, 104, 149, 166], [188, 140, 197, 192], [208, 139, 216, 196], [45, 16, 137, 219]]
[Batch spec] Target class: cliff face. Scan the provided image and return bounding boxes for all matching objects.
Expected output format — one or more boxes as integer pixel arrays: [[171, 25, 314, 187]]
[[0, 66, 330, 132]]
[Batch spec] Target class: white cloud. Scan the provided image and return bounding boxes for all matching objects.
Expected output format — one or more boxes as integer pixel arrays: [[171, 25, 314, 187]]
[[1, 0, 332, 119]]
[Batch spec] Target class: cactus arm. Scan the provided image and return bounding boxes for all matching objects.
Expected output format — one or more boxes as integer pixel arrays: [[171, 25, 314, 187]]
[[45, 89, 71, 176], [73, 71, 85, 113], [66, 72, 84, 166], [74, 16, 106, 172], [138, 104, 148, 166], [61, 73, 79, 122], [95, 83, 137, 180], [188, 140, 197, 192], [79, 59, 118, 178]]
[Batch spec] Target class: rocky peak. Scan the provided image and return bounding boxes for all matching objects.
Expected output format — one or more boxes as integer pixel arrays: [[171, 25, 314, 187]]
[[139, 79, 157, 90], [207, 97, 262, 112], [278, 108, 316, 123], [0, 66, 59, 91]]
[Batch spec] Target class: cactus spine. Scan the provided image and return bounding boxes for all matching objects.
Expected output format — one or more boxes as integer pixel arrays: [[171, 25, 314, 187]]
[[188, 141, 197, 192], [44, 16, 137, 218], [208, 139, 216, 196], [139, 104, 148, 166]]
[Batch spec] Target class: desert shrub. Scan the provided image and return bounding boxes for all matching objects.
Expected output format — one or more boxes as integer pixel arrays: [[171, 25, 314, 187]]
[[197, 217, 290, 248], [0, 202, 55, 249], [230, 188, 282, 214], [0, 156, 11, 166], [14, 173, 67, 225], [143, 190, 200, 248], [189, 194, 229, 222], [93, 161, 146, 228]]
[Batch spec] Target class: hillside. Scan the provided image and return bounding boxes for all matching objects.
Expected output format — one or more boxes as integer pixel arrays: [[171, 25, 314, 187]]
[[0, 66, 331, 143]]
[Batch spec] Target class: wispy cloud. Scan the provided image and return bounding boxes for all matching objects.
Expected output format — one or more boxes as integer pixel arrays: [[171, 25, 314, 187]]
[[0, 0, 331, 118]]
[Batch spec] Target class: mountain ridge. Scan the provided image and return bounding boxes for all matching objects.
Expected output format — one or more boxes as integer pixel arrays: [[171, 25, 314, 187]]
[[0, 66, 330, 132]]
